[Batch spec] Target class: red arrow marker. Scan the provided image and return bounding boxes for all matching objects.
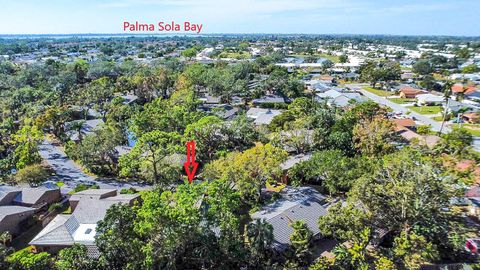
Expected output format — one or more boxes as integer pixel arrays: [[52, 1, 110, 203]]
[[184, 140, 198, 183]]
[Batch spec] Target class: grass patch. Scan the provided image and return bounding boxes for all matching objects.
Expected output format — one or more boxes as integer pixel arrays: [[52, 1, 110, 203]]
[[218, 51, 251, 59], [363, 86, 394, 97], [389, 98, 415, 104], [432, 116, 444, 121], [463, 124, 480, 137], [289, 53, 340, 63], [407, 106, 442, 115], [315, 53, 340, 63]]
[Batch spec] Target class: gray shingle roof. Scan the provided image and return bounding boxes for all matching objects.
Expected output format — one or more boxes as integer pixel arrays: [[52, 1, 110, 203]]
[[251, 187, 329, 250], [253, 110, 282, 125], [0, 186, 21, 206], [0, 205, 36, 221], [30, 189, 139, 250], [72, 198, 118, 224], [29, 215, 76, 246], [13, 187, 59, 206], [252, 95, 285, 104], [280, 154, 313, 170]]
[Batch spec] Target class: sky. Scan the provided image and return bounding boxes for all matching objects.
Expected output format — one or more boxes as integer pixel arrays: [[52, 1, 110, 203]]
[[0, 0, 478, 36]]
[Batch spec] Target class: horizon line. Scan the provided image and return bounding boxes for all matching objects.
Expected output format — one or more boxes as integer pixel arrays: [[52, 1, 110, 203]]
[[0, 32, 479, 38]]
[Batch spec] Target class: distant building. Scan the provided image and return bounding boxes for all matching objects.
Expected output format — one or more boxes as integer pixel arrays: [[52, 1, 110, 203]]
[[463, 113, 480, 124], [246, 108, 282, 126], [30, 189, 140, 257], [416, 94, 443, 106], [392, 118, 417, 132], [399, 86, 425, 98], [199, 93, 221, 104], [118, 94, 139, 105], [65, 119, 104, 142], [252, 95, 286, 106], [316, 90, 367, 107], [198, 104, 239, 120]]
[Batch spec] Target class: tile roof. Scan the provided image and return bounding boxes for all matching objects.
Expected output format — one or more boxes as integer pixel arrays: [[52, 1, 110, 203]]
[[393, 118, 417, 129], [400, 86, 423, 95], [452, 84, 477, 94]]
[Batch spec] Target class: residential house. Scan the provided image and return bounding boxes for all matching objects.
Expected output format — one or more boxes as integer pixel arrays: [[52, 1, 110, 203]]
[[0, 206, 37, 235], [0, 186, 61, 208], [279, 154, 313, 183], [399, 86, 425, 98], [316, 90, 367, 107], [65, 119, 104, 142], [199, 93, 221, 104], [251, 186, 330, 251], [452, 84, 480, 101], [416, 94, 444, 106], [118, 94, 139, 105], [462, 113, 480, 124], [252, 95, 286, 106], [0, 186, 21, 206], [392, 118, 417, 132], [198, 104, 239, 120], [12, 187, 61, 208], [30, 189, 140, 257], [246, 108, 282, 126], [400, 72, 415, 82], [394, 125, 440, 148], [0, 186, 60, 236]]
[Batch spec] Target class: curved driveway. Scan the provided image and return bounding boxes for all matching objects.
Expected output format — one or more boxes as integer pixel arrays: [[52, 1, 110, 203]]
[[38, 139, 151, 193]]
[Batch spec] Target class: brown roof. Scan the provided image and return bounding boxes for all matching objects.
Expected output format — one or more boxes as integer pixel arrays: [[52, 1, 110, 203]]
[[452, 84, 477, 94], [456, 160, 476, 171], [463, 113, 480, 120], [400, 86, 423, 95], [393, 118, 416, 128], [319, 75, 334, 81]]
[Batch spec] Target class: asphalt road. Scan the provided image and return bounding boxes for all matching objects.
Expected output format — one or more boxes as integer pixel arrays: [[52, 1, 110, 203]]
[[351, 85, 451, 133], [38, 140, 151, 193], [350, 84, 480, 151]]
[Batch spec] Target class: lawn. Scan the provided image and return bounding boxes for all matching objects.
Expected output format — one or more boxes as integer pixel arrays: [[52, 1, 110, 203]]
[[363, 86, 394, 97], [432, 116, 444, 121], [289, 53, 340, 63], [463, 124, 480, 137], [389, 98, 415, 104], [407, 106, 442, 115], [315, 53, 340, 63]]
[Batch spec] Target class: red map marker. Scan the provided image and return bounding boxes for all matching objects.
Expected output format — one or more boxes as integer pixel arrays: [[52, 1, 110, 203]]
[[184, 141, 198, 183]]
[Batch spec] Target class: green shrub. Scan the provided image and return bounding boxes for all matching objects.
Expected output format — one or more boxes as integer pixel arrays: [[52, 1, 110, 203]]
[[120, 187, 137, 194]]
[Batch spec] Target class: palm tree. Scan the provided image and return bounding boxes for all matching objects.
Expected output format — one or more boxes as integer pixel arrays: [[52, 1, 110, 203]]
[[69, 120, 86, 142], [0, 232, 11, 246], [244, 219, 274, 266], [439, 81, 454, 135]]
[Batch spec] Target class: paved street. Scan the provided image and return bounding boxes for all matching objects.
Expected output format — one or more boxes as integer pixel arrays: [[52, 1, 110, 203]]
[[350, 85, 451, 133], [350, 84, 480, 151], [39, 139, 151, 193]]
